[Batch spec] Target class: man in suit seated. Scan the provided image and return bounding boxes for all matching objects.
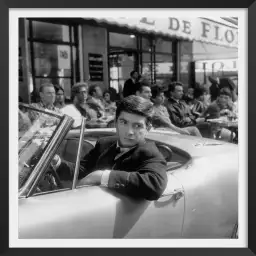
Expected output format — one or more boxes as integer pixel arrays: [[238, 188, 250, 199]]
[[53, 95, 168, 201]]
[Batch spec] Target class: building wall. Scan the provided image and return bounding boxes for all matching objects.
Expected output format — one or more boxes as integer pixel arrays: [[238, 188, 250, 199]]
[[81, 25, 109, 92], [193, 41, 238, 61]]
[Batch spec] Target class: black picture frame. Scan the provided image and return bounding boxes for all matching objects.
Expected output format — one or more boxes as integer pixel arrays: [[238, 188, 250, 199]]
[[1, 1, 254, 256]]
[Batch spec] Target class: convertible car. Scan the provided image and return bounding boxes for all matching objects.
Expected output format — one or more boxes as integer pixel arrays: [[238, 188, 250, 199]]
[[18, 104, 238, 239]]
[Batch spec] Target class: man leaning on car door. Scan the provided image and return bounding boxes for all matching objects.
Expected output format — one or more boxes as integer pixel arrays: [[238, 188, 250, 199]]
[[52, 95, 168, 201]]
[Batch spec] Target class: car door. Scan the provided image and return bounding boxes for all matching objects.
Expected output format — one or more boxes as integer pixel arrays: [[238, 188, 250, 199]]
[[19, 171, 185, 239], [19, 122, 185, 239]]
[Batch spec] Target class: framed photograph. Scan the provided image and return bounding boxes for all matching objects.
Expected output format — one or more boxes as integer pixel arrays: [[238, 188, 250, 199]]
[[3, 1, 253, 256]]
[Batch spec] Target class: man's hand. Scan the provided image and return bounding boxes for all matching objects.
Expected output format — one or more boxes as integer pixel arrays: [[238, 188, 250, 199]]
[[196, 117, 205, 124], [51, 154, 60, 167], [184, 117, 192, 123], [77, 170, 103, 186]]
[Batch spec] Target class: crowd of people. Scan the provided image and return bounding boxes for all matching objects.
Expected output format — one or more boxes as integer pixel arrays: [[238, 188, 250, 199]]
[[18, 70, 239, 200], [19, 70, 238, 142]]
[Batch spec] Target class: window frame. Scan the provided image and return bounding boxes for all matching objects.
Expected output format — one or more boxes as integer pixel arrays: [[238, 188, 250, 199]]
[[106, 27, 178, 88], [27, 19, 80, 101]]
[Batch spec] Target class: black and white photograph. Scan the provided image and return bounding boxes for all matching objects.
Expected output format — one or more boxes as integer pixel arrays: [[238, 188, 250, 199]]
[[12, 9, 246, 247]]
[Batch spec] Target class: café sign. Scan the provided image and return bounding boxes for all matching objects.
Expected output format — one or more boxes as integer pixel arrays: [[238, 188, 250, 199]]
[[92, 17, 238, 48]]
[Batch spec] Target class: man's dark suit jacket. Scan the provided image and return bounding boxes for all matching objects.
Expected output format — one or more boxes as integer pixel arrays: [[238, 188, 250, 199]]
[[57, 136, 168, 201], [165, 98, 197, 128], [122, 78, 137, 98]]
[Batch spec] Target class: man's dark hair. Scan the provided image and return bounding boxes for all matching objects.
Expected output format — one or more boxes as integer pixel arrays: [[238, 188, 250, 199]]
[[130, 70, 137, 77], [39, 83, 55, 93], [151, 86, 164, 99], [71, 82, 88, 101], [88, 84, 100, 96], [103, 90, 111, 97], [194, 85, 207, 99], [116, 95, 154, 128], [103, 90, 115, 101], [168, 82, 184, 92], [219, 77, 236, 91], [54, 84, 64, 94], [219, 87, 232, 98]]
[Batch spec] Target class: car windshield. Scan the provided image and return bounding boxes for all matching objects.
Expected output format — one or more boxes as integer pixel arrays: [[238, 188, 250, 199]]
[[18, 105, 63, 189]]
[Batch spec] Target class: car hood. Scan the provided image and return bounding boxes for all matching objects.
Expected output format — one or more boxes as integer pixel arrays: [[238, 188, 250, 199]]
[[80, 128, 237, 158]]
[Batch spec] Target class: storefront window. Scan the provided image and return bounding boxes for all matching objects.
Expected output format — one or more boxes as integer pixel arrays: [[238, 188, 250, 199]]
[[109, 53, 135, 92], [179, 41, 193, 86], [109, 32, 137, 49], [33, 43, 72, 77], [155, 39, 172, 53], [142, 37, 151, 51], [28, 20, 79, 101], [179, 54, 192, 86], [155, 54, 173, 86], [108, 33, 177, 89], [32, 21, 71, 42], [179, 60, 190, 86], [195, 59, 238, 86], [142, 52, 152, 81]]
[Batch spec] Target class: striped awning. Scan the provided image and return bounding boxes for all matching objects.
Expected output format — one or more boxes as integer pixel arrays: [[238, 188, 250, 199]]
[[84, 17, 238, 48]]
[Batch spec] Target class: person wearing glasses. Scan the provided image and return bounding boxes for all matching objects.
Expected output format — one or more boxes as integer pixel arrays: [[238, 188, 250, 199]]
[[61, 82, 106, 128], [28, 83, 62, 124]]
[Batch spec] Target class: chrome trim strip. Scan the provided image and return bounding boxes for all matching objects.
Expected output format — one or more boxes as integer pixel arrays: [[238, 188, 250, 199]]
[[72, 117, 86, 189], [19, 103, 64, 119]]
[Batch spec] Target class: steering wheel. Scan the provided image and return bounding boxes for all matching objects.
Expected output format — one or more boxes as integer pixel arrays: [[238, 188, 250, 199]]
[[34, 164, 63, 194], [48, 164, 64, 189]]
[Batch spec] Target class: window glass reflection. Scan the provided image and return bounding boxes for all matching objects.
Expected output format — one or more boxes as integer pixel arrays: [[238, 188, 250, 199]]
[[109, 32, 137, 49], [142, 53, 152, 82], [155, 39, 172, 53], [155, 54, 173, 85], [32, 21, 70, 42], [33, 43, 72, 78], [142, 37, 151, 51]]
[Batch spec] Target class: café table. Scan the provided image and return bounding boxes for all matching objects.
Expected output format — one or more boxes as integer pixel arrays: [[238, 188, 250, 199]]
[[207, 118, 238, 143]]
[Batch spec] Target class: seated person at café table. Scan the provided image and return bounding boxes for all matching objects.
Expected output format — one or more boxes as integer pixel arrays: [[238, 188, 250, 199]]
[[87, 84, 105, 118], [191, 84, 210, 118], [102, 90, 117, 116], [146, 85, 201, 137], [183, 87, 195, 110], [61, 82, 109, 128], [202, 87, 237, 141], [164, 82, 205, 129], [52, 95, 168, 201], [28, 83, 62, 126], [203, 87, 237, 120]]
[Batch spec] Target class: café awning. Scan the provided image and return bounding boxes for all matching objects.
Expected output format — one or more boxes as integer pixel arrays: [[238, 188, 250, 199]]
[[84, 17, 238, 48]]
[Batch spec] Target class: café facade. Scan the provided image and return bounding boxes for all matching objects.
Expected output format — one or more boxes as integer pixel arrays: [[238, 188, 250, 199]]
[[18, 17, 238, 103]]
